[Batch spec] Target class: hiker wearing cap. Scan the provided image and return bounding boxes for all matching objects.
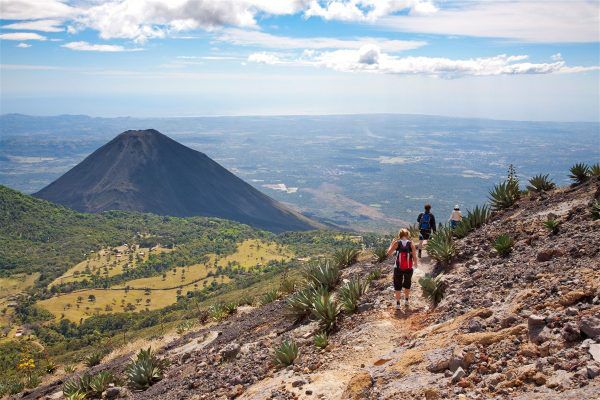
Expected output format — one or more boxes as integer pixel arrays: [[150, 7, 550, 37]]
[[449, 205, 462, 229], [417, 204, 436, 258], [386, 228, 418, 309]]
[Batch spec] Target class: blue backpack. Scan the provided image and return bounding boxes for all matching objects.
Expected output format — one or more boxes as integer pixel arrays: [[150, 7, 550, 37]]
[[420, 212, 431, 230]]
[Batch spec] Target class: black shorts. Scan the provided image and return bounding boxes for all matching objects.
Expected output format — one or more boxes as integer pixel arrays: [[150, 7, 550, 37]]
[[393, 268, 413, 290], [419, 230, 431, 240]]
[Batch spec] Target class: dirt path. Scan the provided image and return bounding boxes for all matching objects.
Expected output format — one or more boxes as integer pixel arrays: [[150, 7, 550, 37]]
[[240, 253, 436, 400]]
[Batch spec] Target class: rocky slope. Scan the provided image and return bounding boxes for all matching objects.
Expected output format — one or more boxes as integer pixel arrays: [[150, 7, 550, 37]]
[[34, 129, 322, 233], [22, 178, 600, 400]]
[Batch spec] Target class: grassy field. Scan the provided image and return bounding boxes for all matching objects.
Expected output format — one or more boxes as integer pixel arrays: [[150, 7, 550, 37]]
[[50, 245, 172, 287], [207, 239, 292, 269], [0, 273, 39, 299], [114, 264, 213, 289]]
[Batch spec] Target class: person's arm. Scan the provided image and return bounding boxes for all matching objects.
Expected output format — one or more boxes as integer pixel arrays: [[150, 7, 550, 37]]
[[417, 213, 422, 223], [386, 240, 398, 257], [431, 214, 437, 233], [411, 242, 418, 267]]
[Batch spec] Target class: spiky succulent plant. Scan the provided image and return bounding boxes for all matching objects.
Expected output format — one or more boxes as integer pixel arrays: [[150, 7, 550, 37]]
[[527, 174, 556, 192], [569, 163, 590, 184], [125, 347, 168, 391], [489, 179, 520, 211]]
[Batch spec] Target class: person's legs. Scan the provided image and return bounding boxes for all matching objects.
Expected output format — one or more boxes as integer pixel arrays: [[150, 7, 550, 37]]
[[418, 232, 424, 258], [402, 270, 414, 305], [393, 268, 403, 309]]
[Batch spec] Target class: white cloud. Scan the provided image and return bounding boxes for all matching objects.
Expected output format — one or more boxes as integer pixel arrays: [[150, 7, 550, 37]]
[[0, 0, 77, 20], [247, 52, 284, 65], [217, 28, 426, 52], [61, 41, 143, 52], [2, 19, 64, 32], [16, 42, 31, 48], [305, 0, 437, 21], [379, 0, 600, 43], [248, 45, 600, 77], [551, 53, 563, 61], [0, 32, 47, 41]]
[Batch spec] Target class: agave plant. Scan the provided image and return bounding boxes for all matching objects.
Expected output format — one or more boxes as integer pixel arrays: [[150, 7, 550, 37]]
[[592, 200, 600, 221], [223, 301, 238, 314], [489, 179, 520, 211], [125, 347, 169, 391], [64, 391, 86, 400], [367, 266, 382, 282], [88, 371, 115, 396], [493, 234, 513, 257], [208, 303, 229, 322], [285, 286, 323, 322], [313, 332, 328, 349], [527, 174, 556, 192], [334, 247, 360, 269], [84, 351, 104, 368], [274, 340, 299, 366], [569, 163, 590, 184], [338, 277, 369, 314], [543, 218, 560, 235], [426, 227, 456, 266], [237, 294, 254, 306], [176, 320, 195, 334], [311, 291, 340, 332], [418, 274, 446, 308], [590, 163, 600, 177], [302, 261, 340, 291], [372, 246, 388, 263], [45, 360, 58, 374], [63, 374, 93, 398], [64, 364, 76, 374], [279, 277, 297, 294]]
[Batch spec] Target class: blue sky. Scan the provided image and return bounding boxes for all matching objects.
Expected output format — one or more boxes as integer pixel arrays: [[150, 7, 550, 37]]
[[0, 0, 599, 121]]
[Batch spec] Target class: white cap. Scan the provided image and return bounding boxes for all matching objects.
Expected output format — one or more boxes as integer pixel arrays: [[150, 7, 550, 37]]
[[454, 205, 460, 209]]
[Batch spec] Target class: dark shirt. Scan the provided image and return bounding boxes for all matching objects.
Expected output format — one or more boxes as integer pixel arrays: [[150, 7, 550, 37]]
[[417, 212, 437, 233]]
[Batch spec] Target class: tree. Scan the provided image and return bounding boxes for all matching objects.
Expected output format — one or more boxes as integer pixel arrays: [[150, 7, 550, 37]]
[[87, 294, 96, 303]]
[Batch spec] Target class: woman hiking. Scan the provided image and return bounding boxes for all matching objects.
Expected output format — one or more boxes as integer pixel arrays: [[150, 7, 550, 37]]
[[386, 228, 418, 309], [449, 205, 462, 229], [417, 203, 436, 258]]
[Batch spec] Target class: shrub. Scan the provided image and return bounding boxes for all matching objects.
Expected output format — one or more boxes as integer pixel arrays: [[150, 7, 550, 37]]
[[223, 302, 238, 314], [372, 247, 387, 263], [25, 374, 41, 389], [338, 277, 369, 314], [493, 234, 513, 257], [590, 163, 600, 177], [407, 224, 420, 239], [279, 277, 297, 294], [527, 174, 556, 192], [176, 320, 195, 334], [45, 360, 58, 374], [125, 347, 169, 391], [426, 228, 455, 266], [418, 274, 446, 308], [274, 340, 299, 366], [334, 247, 360, 269], [489, 179, 520, 211], [260, 289, 280, 305], [64, 364, 76, 374], [569, 163, 590, 184], [237, 294, 254, 306], [84, 351, 104, 368], [302, 261, 340, 291], [208, 303, 229, 322], [592, 200, 600, 221], [311, 291, 340, 332], [543, 218, 560, 235], [313, 332, 328, 349], [367, 266, 382, 282]]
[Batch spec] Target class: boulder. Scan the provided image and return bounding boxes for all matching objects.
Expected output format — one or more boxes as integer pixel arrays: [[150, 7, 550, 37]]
[[220, 342, 241, 361], [102, 387, 129, 399], [425, 347, 453, 373], [451, 367, 466, 383], [545, 370, 573, 389], [528, 315, 552, 344], [586, 363, 600, 379], [562, 322, 581, 342], [580, 316, 600, 339], [589, 343, 600, 362]]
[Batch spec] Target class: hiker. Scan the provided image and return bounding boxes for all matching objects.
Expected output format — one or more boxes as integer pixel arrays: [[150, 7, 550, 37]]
[[417, 203, 436, 258], [386, 228, 418, 309], [449, 205, 462, 229]]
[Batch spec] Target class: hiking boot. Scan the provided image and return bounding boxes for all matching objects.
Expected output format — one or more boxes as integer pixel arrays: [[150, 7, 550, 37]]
[[395, 301, 401, 310], [404, 298, 409, 307], [418, 249, 422, 258]]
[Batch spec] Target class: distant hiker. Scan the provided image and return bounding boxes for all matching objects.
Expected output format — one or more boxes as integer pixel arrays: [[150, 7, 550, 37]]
[[449, 205, 462, 229], [386, 228, 418, 309], [417, 203, 436, 258]]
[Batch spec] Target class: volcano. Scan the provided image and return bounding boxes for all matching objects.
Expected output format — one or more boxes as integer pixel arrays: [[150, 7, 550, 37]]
[[34, 129, 321, 232]]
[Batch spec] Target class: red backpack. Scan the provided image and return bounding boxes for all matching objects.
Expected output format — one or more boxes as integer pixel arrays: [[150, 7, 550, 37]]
[[395, 240, 413, 270]]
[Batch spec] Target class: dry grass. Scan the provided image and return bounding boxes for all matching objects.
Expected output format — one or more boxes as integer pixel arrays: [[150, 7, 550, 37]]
[[207, 239, 292, 270]]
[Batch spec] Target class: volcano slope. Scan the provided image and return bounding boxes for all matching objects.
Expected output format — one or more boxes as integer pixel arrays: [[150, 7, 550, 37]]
[[24, 177, 600, 400]]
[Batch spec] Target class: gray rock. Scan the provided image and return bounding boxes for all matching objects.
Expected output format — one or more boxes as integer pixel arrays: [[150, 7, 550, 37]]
[[566, 307, 578, 316], [467, 318, 484, 333], [545, 370, 573, 389], [528, 315, 552, 344], [220, 342, 241, 360], [587, 363, 600, 379], [357, 302, 374, 313], [102, 386, 128, 399], [580, 316, 600, 339], [500, 313, 519, 329], [425, 347, 453, 372], [451, 367, 466, 383], [562, 322, 581, 342], [589, 343, 600, 362]]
